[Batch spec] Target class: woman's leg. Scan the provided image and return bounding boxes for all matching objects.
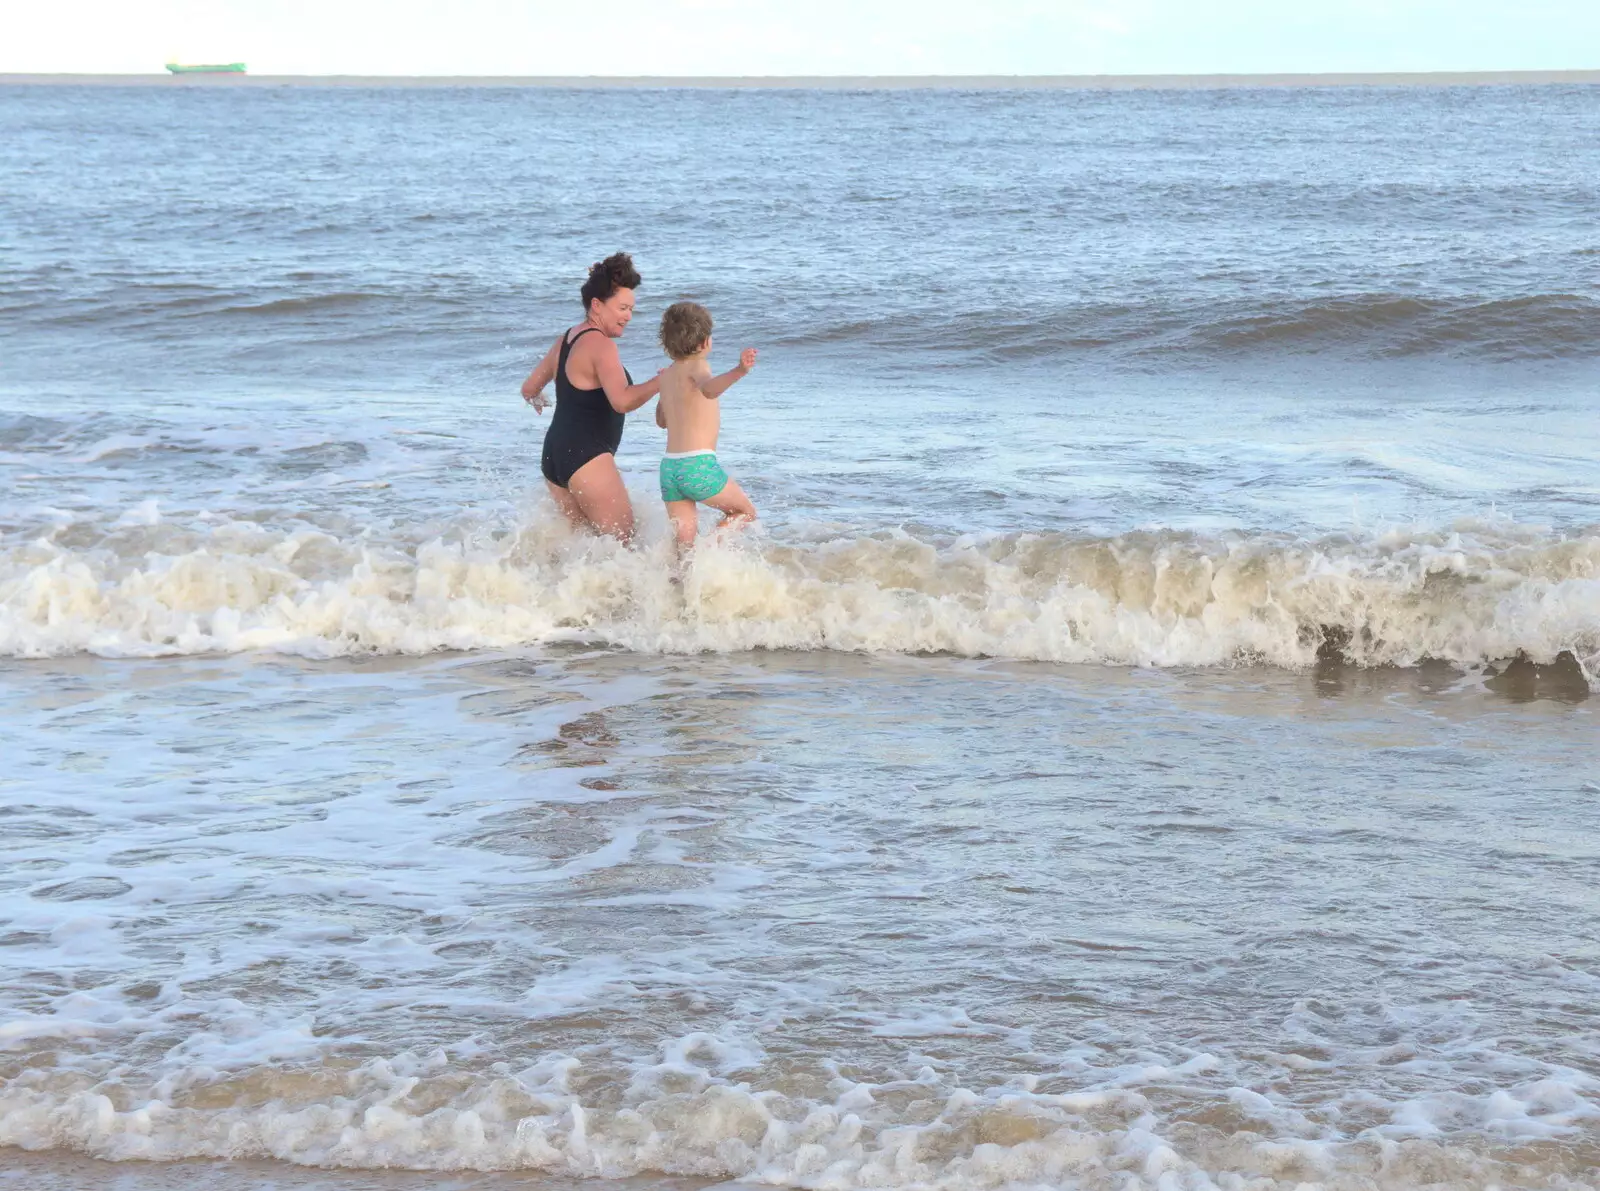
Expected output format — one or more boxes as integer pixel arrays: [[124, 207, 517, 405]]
[[566, 453, 636, 544], [545, 480, 587, 528]]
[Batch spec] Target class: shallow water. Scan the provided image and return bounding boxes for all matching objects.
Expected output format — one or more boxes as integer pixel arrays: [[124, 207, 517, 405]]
[[2, 82, 1599, 1190], [2, 651, 1598, 1188]]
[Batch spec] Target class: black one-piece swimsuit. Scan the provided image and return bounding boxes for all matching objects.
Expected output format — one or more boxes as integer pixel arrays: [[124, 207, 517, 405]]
[[540, 327, 632, 489]]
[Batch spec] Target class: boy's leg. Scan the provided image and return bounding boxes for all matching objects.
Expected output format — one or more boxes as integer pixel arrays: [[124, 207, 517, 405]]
[[665, 500, 699, 546], [704, 480, 756, 533]]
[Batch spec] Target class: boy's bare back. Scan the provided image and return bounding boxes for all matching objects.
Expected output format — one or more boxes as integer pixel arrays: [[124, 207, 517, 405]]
[[657, 357, 721, 455]]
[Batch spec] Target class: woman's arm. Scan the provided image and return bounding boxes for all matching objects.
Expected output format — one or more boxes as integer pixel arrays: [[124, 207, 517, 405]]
[[591, 339, 663, 413], [520, 340, 561, 412]]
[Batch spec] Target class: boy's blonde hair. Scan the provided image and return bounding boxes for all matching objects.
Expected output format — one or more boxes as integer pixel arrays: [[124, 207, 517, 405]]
[[660, 302, 714, 360]]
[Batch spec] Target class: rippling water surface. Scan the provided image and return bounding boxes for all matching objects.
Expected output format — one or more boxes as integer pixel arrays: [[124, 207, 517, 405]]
[[1, 81, 1598, 1190]]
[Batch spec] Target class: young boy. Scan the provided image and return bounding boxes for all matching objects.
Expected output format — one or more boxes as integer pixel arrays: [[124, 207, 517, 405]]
[[654, 302, 759, 545]]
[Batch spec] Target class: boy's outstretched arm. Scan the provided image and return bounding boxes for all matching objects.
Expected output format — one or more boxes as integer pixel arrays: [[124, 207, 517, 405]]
[[698, 349, 759, 400]]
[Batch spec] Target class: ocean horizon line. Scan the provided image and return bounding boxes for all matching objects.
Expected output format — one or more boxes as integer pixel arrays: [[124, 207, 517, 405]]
[[3, 68, 1598, 89]]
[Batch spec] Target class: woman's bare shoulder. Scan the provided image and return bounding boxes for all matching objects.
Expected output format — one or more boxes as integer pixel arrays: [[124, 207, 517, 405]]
[[569, 324, 617, 352]]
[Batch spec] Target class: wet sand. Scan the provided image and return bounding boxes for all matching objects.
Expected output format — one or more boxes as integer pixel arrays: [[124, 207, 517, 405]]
[[0, 1149, 709, 1190]]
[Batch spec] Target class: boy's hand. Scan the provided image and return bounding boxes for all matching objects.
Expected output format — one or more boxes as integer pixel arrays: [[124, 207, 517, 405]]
[[738, 348, 758, 372]]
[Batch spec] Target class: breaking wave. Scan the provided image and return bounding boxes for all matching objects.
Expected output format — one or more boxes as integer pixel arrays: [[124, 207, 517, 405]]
[[782, 292, 1600, 362], [2, 513, 1595, 680], [9, 276, 1600, 364], [4, 1047, 1598, 1190]]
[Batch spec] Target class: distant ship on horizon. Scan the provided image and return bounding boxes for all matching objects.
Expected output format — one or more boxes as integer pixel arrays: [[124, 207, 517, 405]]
[[165, 63, 247, 74]]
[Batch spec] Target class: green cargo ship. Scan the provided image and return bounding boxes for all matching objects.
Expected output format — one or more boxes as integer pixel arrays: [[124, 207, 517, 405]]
[[165, 63, 247, 74]]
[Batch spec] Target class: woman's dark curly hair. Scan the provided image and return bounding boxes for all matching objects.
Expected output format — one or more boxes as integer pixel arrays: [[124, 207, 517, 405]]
[[581, 252, 641, 311]]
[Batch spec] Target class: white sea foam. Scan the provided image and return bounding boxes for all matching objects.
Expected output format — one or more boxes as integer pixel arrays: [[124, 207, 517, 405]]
[[4, 598, 1598, 1187], [1, 510, 1596, 679], [3, 1043, 1597, 1189]]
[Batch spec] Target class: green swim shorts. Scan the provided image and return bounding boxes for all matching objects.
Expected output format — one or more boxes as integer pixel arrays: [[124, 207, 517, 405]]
[[659, 450, 730, 503]]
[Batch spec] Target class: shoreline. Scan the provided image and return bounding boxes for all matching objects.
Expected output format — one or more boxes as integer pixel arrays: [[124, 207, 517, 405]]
[[2, 68, 1598, 89]]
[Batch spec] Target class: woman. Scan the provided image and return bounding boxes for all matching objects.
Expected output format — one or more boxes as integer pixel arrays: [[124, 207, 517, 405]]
[[521, 253, 662, 543]]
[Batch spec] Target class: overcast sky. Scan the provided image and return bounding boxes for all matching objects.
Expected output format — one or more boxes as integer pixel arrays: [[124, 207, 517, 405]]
[[7, 0, 1599, 76]]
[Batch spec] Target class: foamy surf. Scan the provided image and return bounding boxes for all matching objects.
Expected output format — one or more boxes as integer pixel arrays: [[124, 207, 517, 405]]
[[1, 511, 1595, 680], [3, 1046, 1597, 1190]]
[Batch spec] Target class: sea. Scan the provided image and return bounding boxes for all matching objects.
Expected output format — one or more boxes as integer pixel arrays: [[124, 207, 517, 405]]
[[1, 80, 1598, 1191]]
